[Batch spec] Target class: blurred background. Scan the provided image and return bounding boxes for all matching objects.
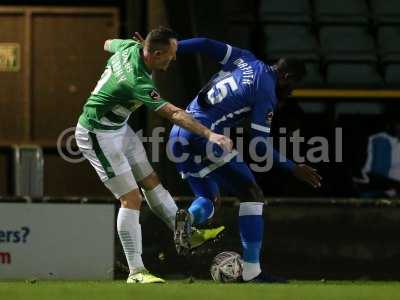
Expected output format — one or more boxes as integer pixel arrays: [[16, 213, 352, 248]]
[[1, 0, 400, 198], [1, 0, 400, 280]]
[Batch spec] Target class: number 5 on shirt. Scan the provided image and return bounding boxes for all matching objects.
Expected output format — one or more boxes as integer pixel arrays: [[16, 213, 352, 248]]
[[207, 76, 238, 105]]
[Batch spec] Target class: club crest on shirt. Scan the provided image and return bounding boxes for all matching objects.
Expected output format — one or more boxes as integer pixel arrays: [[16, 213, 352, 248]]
[[267, 111, 274, 125], [149, 89, 161, 101]]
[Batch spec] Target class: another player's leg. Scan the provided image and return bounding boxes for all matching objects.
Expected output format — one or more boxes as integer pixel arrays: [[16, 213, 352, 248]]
[[210, 160, 264, 280], [188, 196, 215, 225], [238, 201, 264, 281], [174, 176, 225, 255], [211, 159, 287, 283], [125, 125, 222, 249], [138, 173, 224, 250], [75, 124, 164, 284], [139, 173, 178, 231], [118, 188, 164, 283], [169, 127, 226, 254], [124, 126, 178, 231], [185, 176, 220, 228]]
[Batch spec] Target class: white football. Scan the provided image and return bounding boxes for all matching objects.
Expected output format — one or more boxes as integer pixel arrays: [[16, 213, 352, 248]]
[[210, 251, 243, 283]]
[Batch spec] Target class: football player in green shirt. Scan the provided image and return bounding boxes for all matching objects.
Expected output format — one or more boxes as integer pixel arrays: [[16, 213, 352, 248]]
[[75, 27, 230, 283]]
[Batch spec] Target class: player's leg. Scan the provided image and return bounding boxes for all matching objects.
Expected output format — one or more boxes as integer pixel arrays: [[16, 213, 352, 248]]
[[209, 158, 270, 282], [185, 177, 226, 249], [170, 126, 218, 227], [139, 173, 179, 231], [123, 125, 178, 231], [75, 124, 164, 283], [138, 171, 224, 250], [125, 125, 223, 249], [174, 176, 224, 254], [118, 187, 164, 283], [169, 126, 225, 253], [186, 176, 219, 226]]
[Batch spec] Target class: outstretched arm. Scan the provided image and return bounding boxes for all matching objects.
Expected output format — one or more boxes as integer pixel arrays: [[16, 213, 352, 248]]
[[250, 97, 322, 188], [157, 103, 233, 153], [177, 38, 236, 64]]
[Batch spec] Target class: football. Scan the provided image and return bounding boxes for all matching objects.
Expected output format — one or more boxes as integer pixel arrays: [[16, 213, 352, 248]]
[[210, 251, 243, 283]]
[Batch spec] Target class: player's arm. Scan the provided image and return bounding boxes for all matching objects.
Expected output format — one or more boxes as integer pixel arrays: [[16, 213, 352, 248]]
[[132, 84, 233, 152], [250, 97, 322, 188], [250, 103, 294, 171], [177, 38, 240, 65], [157, 103, 233, 152], [104, 39, 138, 53]]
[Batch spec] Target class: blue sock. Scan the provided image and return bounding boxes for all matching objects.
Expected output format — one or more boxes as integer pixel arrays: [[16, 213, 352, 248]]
[[188, 197, 214, 225], [239, 202, 264, 280]]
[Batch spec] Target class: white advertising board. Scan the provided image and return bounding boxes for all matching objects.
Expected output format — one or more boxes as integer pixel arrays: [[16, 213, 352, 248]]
[[0, 203, 114, 279]]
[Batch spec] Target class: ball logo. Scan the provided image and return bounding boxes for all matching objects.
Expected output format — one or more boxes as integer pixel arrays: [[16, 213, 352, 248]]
[[149, 89, 161, 101]]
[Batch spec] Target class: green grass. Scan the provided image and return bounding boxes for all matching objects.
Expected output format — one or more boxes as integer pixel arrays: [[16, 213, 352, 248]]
[[1, 280, 400, 300]]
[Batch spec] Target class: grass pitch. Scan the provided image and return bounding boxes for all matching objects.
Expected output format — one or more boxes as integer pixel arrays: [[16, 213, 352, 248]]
[[1, 280, 400, 300]]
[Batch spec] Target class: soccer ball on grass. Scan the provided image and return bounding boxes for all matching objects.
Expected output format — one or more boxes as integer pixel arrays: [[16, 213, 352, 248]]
[[210, 251, 243, 283]]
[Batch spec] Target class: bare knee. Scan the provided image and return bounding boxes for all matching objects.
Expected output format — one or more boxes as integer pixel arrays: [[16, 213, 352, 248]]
[[137, 171, 161, 190], [119, 188, 142, 210]]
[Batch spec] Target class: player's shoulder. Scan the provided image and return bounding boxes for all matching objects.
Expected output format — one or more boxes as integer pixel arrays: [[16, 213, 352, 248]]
[[120, 39, 141, 51], [232, 53, 271, 77], [228, 46, 257, 64], [238, 47, 257, 61], [125, 43, 142, 62], [127, 45, 153, 82], [255, 62, 278, 88], [250, 63, 278, 107]]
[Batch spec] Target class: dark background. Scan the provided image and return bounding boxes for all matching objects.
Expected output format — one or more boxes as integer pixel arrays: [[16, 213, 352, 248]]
[[1, 0, 399, 199]]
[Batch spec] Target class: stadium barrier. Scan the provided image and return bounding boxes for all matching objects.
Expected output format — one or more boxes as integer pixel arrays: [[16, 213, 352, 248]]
[[0, 200, 114, 280], [1, 197, 400, 280]]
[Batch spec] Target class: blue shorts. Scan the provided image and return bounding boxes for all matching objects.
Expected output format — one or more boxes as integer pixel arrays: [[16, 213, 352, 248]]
[[169, 125, 256, 200]]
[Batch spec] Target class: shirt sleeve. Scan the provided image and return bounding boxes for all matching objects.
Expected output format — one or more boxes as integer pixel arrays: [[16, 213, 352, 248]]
[[132, 76, 169, 111], [250, 89, 295, 172], [177, 38, 246, 65], [104, 39, 138, 53]]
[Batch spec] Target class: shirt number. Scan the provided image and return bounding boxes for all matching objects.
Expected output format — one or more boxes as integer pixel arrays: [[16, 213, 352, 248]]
[[207, 76, 238, 105]]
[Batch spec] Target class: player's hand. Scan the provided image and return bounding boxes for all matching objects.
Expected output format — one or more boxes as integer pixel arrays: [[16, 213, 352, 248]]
[[132, 32, 145, 45], [292, 164, 322, 188], [208, 133, 233, 153]]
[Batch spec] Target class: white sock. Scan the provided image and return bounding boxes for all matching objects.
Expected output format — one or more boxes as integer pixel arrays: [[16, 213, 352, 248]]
[[142, 184, 178, 231], [242, 262, 262, 281], [117, 208, 144, 274]]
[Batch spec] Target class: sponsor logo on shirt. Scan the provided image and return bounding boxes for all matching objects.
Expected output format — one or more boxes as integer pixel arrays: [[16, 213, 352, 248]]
[[149, 89, 161, 101]]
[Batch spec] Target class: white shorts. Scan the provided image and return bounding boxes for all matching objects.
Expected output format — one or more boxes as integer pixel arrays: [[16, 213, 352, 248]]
[[75, 123, 154, 199]]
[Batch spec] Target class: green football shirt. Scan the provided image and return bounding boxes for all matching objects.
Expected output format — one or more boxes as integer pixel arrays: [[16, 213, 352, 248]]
[[78, 39, 169, 131]]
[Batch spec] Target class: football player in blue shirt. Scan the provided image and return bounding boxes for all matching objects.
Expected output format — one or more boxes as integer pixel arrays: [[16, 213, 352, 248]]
[[169, 38, 322, 283]]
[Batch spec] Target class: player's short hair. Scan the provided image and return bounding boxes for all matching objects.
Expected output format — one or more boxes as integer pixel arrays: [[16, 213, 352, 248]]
[[145, 26, 178, 53], [277, 58, 306, 82]]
